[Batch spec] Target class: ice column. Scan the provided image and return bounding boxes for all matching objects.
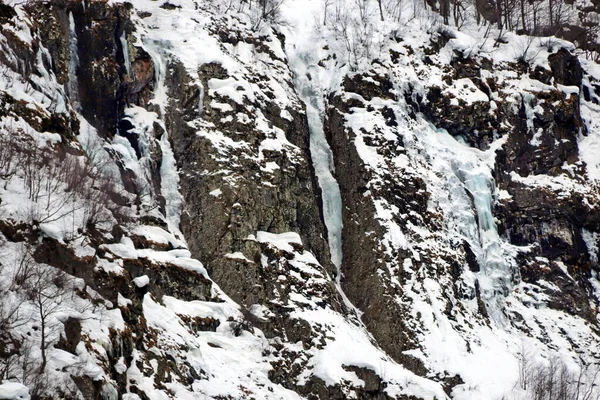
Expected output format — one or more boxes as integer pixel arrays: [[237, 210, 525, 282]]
[[292, 53, 343, 270], [67, 12, 80, 110], [288, 51, 367, 318]]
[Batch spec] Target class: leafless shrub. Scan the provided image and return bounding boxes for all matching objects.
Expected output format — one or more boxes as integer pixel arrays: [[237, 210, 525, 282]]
[[16, 339, 52, 400], [540, 36, 561, 52], [210, 0, 285, 30], [515, 35, 541, 67], [516, 340, 534, 391], [516, 347, 600, 400], [19, 263, 72, 373], [80, 174, 116, 232], [228, 310, 255, 337], [0, 133, 19, 183], [10, 243, 37, 290], [327, 0, 378, 70], [383, 0, 403, 22], [247, 0, 285, 30], [0, 128, 122, 236]]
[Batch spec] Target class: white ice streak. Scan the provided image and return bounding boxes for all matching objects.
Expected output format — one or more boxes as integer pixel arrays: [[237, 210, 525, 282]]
[[120, 31, 132, 77], [290, 52, 343, 269], [419, 124, 515, 320], [286, 38, 368, 320], [67, 12, 80, 110], [140, 39, 168, 117]]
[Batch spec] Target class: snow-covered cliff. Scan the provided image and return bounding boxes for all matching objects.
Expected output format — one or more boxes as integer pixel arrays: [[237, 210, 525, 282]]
[[0, 0, 599, 399]]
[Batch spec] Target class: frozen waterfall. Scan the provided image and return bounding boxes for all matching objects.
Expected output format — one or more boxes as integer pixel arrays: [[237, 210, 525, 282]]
[[460, 161, 512, 296], [288, 51, 365, 316], [290, 53, 343, 271], [421, 126, 515, 320]]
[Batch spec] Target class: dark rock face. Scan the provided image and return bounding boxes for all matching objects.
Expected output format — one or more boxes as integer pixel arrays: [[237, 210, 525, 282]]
[[0, 2, 16, 23], [163, 56, 333, 306], [494, 176, 598, 320], [549, 48, 583, 87], [155, 21, 365, 399], [25, 226, 215, 398], [3, 0, 600, 397], [325, 104, 411, 362], [123, 45, 155, 108], [422, 86, 500, 149], [27, 1, 133, 137], [320, 42, 600, 382], [295, 370, 396, 400], [57, 317, 82, 355], [73, 3, 129, 137], [32, 235, 213, 306], [491, 53, 598, 322], [499, 89, 582, 177], [123, 258, 213, 302], [322, 69, 486, 381], [417, 54, 511, 150], [24, 1, 70, 85], [25, 0, 163, 202]]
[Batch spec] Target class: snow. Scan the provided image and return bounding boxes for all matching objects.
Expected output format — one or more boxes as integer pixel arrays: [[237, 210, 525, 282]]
[[131, 225, 182, 248], [114, 357, 127, 374], [270, 3, 600, 397], [140, 294, 303, 399], [509, 170, 588, 196], [225, 252, 254, 263], [294, 307, 448, 399], [444, 78, 489, 104], [0, 383, 29, 400], [256, 231, 302, 252], [133, 275, 150, 288], [103, 237, 139, 259], [0, 0, 597, 398], [579, 98, 600, 181], [167, 257, 210, 278]]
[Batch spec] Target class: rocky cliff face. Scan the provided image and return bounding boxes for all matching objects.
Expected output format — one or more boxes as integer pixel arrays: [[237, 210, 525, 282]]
[[0, 0, 599, 399]]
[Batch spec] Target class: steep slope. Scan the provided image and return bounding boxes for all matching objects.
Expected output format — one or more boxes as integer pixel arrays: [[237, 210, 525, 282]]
[[301, 12, 600, 400], [0, 0, 445, 399], [0, 0, 598, 399]]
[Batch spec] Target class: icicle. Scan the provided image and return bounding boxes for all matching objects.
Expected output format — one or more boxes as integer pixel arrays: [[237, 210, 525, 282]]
[[159, 131, 184, 234], [141, 39, 167, 117], [67, 12, 80, 111], [293, 53, 343, 271], [198, 83, 204, 117], [422, 124, 515, 322], [120, 31, 131, 77], [462, 168, 507, 273]]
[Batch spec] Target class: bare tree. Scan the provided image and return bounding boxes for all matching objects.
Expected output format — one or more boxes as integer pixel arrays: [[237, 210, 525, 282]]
[[516, 348, 600, 400], [0, 133, 19, 183], [323, 0, 333, 25], [517, 340, 534, 390], [327, 0, 378, 69], [376, 0, 384, 21], [383, 0, 403, 22], [21, 263, 72, 373]]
